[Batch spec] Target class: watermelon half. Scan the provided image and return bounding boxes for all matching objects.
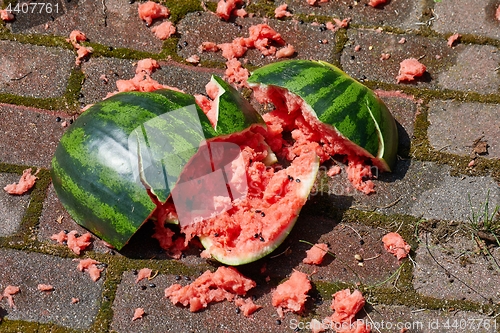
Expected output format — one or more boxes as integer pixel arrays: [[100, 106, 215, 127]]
[[247, 60, 398, 176], [51, 79, 264, 250]]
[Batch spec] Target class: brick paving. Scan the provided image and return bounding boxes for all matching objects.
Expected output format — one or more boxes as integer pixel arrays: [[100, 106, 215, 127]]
[[1, 0, 500, 333]]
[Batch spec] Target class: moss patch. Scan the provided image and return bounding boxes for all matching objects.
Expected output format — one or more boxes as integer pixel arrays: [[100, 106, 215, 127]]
[[165, 0, 203, 24]]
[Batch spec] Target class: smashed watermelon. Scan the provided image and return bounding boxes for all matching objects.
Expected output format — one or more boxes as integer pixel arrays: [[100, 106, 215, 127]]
[[51, 60, 398, 265]]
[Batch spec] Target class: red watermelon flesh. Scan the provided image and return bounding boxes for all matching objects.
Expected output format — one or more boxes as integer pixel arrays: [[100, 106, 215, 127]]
[[253, 85, 378, 194], [152, 124, 319, 265]]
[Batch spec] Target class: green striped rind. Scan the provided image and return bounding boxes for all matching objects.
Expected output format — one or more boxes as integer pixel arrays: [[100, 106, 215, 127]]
[[247, 60, 398, 171], [51, 90, 217, 249], [210, 75, 264, 134]]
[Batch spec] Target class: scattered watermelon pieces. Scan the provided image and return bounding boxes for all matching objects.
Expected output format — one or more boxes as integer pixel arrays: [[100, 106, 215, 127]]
[[151, 21, 176, 40], [216, 0, 244, 21], [447, 33, 461, 47], [382, 232, 411, 260], [272, 270, 311, 318], [303, 243, 329, 265], [37, 284, 54, 292], [274, 4, 293, 18], [368, 0, 388, 7], [75, 258, 104, 282], [132, 307, 145, 321], [135, 268, 153, 283], [234, 296, 262, 317], [164, 266, 256, 312], [0, 9, 14, 21], [138, 1, 170, 26], [2, 285, 20, 308], [51, 230, 92, 255], [3, 168, 39, 195], [66, 30, 93, 66], [396, 58, 426, 83]]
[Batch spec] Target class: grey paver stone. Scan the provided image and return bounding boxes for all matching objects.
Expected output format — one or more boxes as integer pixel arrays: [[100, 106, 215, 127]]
[[368, 305, 498, 333], [0, 104, 66, 168], [437, 44, 500, 95], [176, 12, 338, 67], [8, 0, 164, 53], [413, 231, 500, 304], [0, 173, 31, 237], [432, 0, 500, 41], [0, 41, 74, 98], [285, 0, 424, 30], [341, 29, 457, 89], [428, 100, 500, 159], [0, 248, 104, 329], [410, 169, 500, 222]]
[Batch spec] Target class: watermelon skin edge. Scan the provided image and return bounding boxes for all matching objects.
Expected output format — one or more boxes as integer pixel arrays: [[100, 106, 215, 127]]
[[247, 59, 398, 172], [199, 153, 320, 266]]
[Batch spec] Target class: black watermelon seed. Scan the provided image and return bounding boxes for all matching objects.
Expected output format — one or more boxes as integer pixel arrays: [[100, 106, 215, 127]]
[[63, 229, 69, 234], [235, 307, 241, 314], [183, 41, 188, 46], [214, 233, 219, 237], [69, 119, 73, 124], [132, 270, 138, 275], [254, 233, 259, 238], [296, 178, 301, 183], [55, 116, 61, 122], [252, 295, 257, 301], [359, 239, 365, 245], [140, 285, 147, 290], [175, 275, 181, 280], [149, 283, 156, 288], [288, 175, 294, 181], [259, 236, 265, 242], [255, 209, 261, 213], [299, 20, 304, 24], [276, 319, 282, 325], [261, 212, 265, 217], [184, 276, 191, 281]]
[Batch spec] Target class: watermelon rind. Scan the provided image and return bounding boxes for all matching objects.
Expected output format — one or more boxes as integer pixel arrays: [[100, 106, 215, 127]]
[[51, 90, 217, 249], [198, 151, 320, 266], [247, 59, 398, 171]]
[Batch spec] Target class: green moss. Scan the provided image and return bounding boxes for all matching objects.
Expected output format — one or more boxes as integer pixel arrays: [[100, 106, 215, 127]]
[[204, 0, 217, 12], [0, 31, 72, 49], [165, 0, 203, 24], [245, 0, 276, 17], [159, 37, 184, 62]]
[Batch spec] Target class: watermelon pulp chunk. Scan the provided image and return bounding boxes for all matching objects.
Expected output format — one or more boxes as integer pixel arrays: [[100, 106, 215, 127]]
[[252, 85, 383, 194], [152, 126, 319, 265]]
